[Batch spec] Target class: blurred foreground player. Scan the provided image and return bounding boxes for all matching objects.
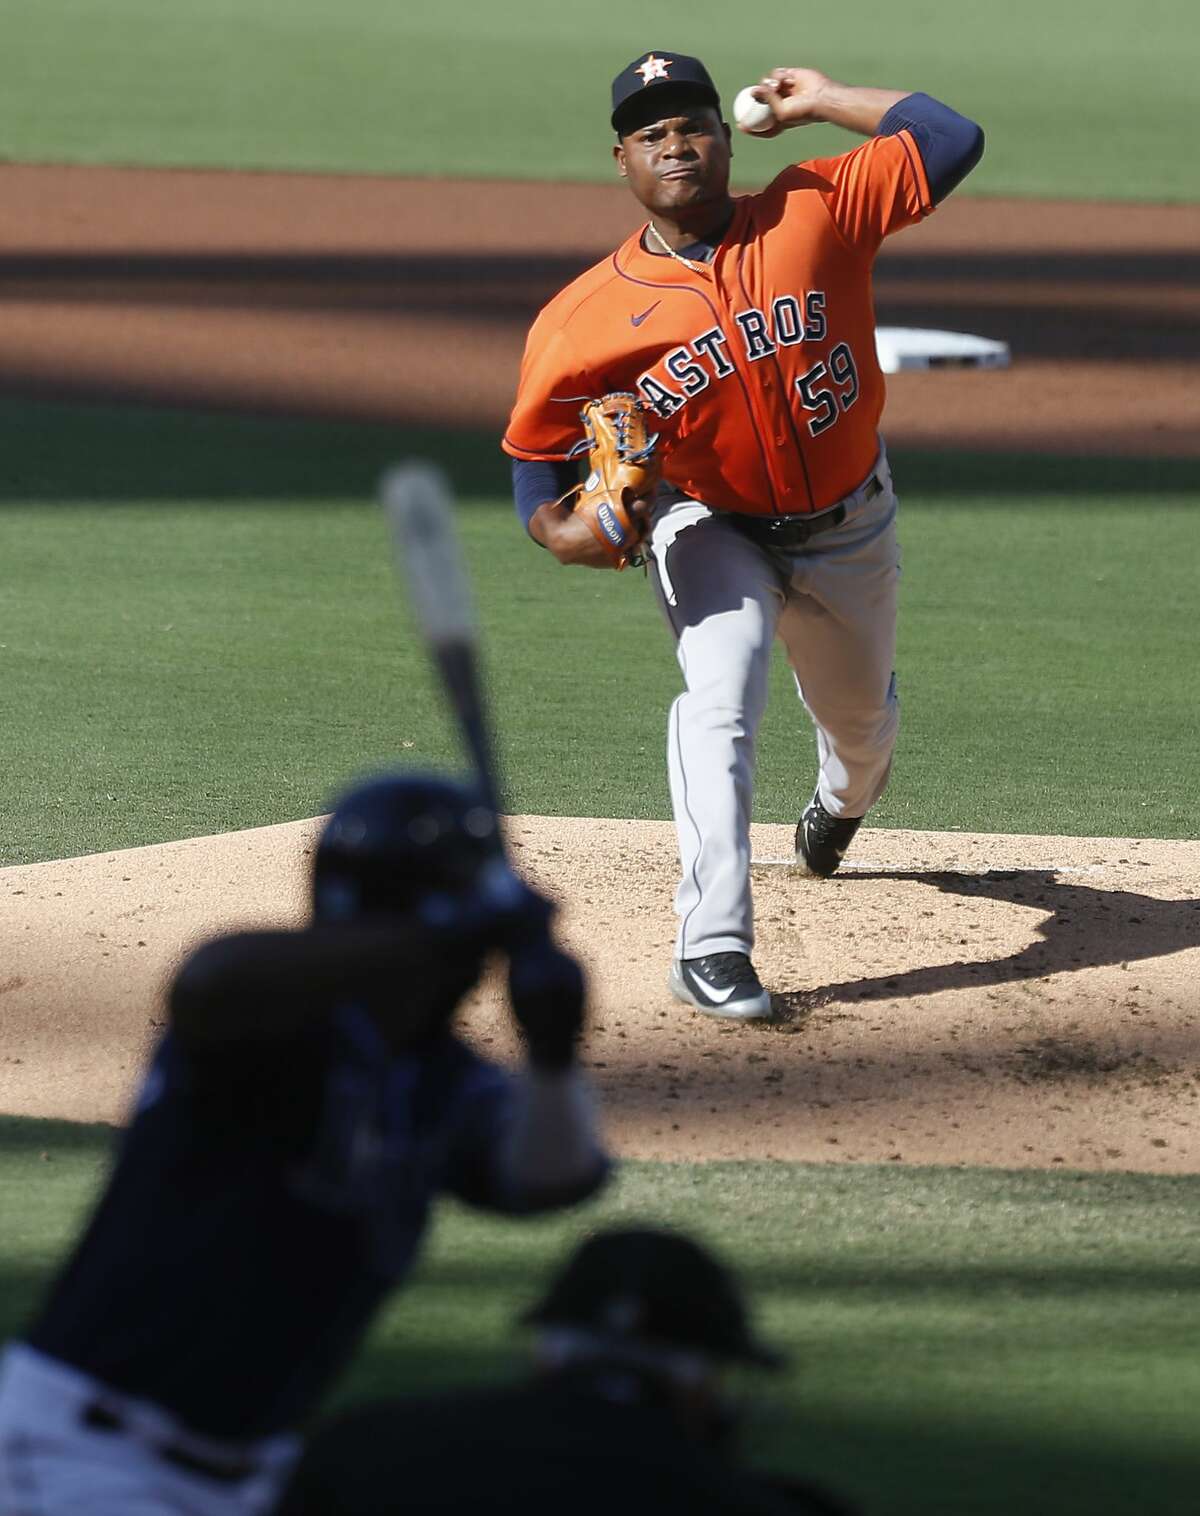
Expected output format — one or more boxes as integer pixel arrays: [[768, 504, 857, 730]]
[[0, 774, 609, 1516], [278, 1227, 855, 1515]]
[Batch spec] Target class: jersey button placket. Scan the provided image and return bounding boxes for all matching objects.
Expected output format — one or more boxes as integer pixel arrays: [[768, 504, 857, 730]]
[[759, 375, 784, 446], [712, 258, 783, 512], [763, 383, 791, 460], [737, 300, 795, 504]]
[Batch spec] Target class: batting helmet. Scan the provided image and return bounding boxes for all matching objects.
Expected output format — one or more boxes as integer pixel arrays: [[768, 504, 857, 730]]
[[312, 772, 499, 923]]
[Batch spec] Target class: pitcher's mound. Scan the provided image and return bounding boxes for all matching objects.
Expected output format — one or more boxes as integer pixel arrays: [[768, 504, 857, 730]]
[[2, 817, 1197, 1172]]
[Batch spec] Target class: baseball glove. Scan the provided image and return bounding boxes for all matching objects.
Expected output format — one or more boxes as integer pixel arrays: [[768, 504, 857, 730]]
[[566, 393, 661, 570]]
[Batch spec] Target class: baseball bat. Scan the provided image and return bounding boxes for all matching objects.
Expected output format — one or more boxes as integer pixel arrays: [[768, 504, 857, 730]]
[[380, 462, 503, 828]]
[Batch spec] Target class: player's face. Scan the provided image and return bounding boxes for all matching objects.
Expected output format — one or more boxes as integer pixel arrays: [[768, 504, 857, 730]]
[[614, 106, 732, 218]]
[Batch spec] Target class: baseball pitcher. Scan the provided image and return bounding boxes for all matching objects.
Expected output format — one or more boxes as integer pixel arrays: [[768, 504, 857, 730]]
[[504, 51, 983, 1019]]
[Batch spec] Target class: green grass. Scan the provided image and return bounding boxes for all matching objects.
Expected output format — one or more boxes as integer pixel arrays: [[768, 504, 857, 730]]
[[1, 401, 1197, 866], [1, 0, 1197, 201], [3, 1117, 1198, 1515]]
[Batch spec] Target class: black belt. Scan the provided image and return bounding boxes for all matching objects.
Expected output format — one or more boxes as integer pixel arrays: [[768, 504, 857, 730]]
[[83, 1402, 260, 1484], [729, 473, 882, 550]]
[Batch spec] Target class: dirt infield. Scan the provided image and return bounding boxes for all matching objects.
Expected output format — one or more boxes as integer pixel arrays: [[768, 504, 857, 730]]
[[1, 164, 1198, 454], [1, 163, 1197, 1170], [3, 819, 1199, 1172]]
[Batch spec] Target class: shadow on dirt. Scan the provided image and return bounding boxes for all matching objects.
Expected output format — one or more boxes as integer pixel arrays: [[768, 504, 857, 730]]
[[789, 868, 1200, 1010], [1, 244, 1196, 362]]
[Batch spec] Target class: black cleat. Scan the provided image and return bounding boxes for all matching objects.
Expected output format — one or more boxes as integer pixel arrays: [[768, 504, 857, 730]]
[[795, 794, 862, 878], [669, 952, 772, 1021]]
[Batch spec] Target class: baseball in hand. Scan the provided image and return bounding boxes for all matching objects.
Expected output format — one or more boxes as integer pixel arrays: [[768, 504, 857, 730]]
[[733, 86, 774, 134]]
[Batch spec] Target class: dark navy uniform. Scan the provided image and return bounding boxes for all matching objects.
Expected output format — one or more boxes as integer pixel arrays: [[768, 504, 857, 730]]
[[0, 773, 607, 1514], [26, 1007, 583, 1442]]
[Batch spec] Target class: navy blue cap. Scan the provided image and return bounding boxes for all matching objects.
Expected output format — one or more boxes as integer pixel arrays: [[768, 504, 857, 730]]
[[611, 52, 721, 133]]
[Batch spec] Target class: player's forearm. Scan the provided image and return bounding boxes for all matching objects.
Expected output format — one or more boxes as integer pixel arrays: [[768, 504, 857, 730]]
[[514, 457, 609, 567], [501, 934, 607, 1205], [512, 456, 577, 537], [528, 498, 615, 568], [527, 497, 568, 549], [758, 68, 911, 138], [811, 81, 910, 137]]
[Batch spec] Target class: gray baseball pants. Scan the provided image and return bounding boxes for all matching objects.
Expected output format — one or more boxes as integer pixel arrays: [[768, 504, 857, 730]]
[[647, 450, 900, 961]]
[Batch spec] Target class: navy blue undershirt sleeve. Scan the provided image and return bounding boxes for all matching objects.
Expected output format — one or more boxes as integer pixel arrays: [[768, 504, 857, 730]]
[[878, 92, 984, 205], [512, 457, 580, 536]]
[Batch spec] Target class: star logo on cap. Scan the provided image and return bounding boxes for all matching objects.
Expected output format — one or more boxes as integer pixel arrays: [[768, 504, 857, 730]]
[[636, 55, 672, 85]]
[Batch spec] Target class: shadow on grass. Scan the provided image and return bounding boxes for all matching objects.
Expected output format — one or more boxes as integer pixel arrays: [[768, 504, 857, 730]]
[[0, 1116, 116, 1153], [326, 1352, 1200, 1516], [342, 1276, 1200, 1516], [0, 1241, 1191, 1516], [0, 1117, 1197, 1514], [1, 399, 1198, 504], [748, 1408, 1200, 1516], [0, 401, 509, 502], [1, 1267, 1188, 1515]]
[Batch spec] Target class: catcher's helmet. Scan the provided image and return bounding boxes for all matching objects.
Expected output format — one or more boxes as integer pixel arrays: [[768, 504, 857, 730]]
[[312, 772, 498, 922], [524, 1227, 784, 1368]]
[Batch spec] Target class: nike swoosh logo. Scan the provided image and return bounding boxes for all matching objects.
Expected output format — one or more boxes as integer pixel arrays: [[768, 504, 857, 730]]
[[631, 302, 661, 327], [699, 980, 737, 1003]]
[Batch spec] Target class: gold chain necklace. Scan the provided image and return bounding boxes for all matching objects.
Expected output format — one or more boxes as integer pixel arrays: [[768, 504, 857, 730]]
[[645, 220, 705, 273]]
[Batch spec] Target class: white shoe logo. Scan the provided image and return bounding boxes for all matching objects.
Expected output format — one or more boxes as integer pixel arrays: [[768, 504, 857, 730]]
[[698, 978, 738, 1003]]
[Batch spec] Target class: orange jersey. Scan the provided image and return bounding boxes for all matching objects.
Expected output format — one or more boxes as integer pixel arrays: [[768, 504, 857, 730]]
[[503, 131, 932, 516]]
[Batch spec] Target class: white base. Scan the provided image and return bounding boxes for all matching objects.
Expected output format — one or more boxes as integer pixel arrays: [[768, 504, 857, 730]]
[[875, 326, 1011, 374]]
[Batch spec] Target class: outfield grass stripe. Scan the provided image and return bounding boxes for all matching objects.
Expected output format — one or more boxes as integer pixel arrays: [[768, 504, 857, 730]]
[[2, 0, 1198, 201]]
